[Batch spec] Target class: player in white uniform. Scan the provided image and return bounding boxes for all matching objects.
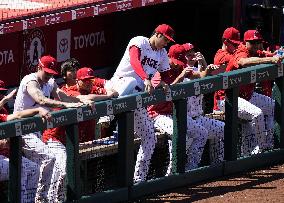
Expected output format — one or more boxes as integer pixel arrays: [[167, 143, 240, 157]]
[[105, 24, 174, 183], [215, 30, 282, 155], [149, 44, 220, 175], [13, 55, 85, 202], [183, 43, 225, 164], [0, 85, 51, 203]]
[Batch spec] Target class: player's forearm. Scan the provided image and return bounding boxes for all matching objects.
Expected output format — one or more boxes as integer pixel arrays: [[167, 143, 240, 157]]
[[171, 75, 184, 85], [7, 108, 41, 121], [77, 94, 111, 102], [238, 57, 275, 67], [36, 96, 66, 108]]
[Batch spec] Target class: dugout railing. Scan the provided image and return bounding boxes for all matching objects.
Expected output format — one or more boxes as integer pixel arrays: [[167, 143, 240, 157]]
[[1, 62, 284, 203]]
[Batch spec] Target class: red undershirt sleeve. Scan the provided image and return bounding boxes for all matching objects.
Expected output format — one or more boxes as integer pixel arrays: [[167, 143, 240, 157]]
[[129, 46, 148, 80]]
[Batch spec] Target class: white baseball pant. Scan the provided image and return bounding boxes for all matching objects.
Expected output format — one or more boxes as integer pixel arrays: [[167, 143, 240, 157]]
[[107, 76, 157, 183], [133, 107, 157, 183], [22, 132, 66, 203], [105, 76, 137, 96], [249, 92, 275, 150], [187, 96, 225, 164], [153, 115, 208, 175], [194, 116, 225, 164], [0, 155, 39, 203], [218, 95, 266, 155]]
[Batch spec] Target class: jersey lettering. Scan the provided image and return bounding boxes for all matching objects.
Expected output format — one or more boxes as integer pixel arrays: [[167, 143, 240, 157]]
[[141, 56, 158, 69]]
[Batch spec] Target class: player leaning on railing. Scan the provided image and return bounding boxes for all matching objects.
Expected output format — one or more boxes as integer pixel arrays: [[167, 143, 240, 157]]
[[0, 80, 52, 203], [214, 29, 284, 155], [105, 24, 173, 183], [13, 55, 91, 202]]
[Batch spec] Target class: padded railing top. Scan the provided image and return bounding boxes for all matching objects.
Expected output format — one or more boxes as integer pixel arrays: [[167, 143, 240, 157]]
[[0, 62, 282, 139]]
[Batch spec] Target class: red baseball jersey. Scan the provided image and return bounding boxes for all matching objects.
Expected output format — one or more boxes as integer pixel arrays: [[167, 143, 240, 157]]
[[213, 49, 233, 110], [43, 85, 98, 144]]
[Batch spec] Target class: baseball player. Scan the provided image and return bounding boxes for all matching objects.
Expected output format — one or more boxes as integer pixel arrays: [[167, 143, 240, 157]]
[[60, 58, 81, 89], [213, 27, 260, 155], [43, 67, 117, 144], [105, 24, 174, 182], [13, 55, 85, 202], [183, 43, 208, 72], [148, 44, 219, 175], [0, 81, 51, 203], [182, 43, 225, 164], [216, 30, 282, 155]]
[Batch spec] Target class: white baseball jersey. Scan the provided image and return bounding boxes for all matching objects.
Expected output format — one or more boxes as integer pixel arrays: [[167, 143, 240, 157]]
[[184, 67, 204, 117], [113, 36, 170, 89], [14, 73, 55, 112]]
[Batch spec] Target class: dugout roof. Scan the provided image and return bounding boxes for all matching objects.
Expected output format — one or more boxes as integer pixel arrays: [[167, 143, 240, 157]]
[[0, 0, 173, 34]]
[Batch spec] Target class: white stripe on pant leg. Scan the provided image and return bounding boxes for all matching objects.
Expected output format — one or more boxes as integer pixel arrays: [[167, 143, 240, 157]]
[[21, 133, 57, 202], [46, 140, 67, 202], [166, 140, 173, 176], [133, 107, 157, 183]]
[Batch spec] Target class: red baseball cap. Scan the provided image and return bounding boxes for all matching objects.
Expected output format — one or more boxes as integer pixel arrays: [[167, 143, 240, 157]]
[[168, 44, 187, 67], [182, 43, 194, 51], [222, 27, 241, 44], [76, 67, 95, 80], [155, 24, 175, 42], [38, 55, 58, 75], [244, 30, 263, 41], [0, 80, 7, 91]]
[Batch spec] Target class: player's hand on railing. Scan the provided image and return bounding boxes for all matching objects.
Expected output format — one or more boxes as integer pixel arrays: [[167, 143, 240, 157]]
[[271, 56, 284, 65], [206, 64, 219, 73], [156, 80, 169, 93], [107, 90, 119, 98], [144, 79, 154, 94], [37, 107, 52, 122]]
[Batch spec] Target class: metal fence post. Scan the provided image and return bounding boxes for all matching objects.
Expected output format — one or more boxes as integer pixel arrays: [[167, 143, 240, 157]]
[[9, 136, 22, 203], [274, 73, 284, 148], [66, 123, 80, 201], [172, 99, 187, 173], [224, 87, 239, 161], [117, 111, 134, 187]]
